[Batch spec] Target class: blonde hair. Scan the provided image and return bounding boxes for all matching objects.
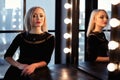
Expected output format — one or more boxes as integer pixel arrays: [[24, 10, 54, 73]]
[[24, 6, 48, 32], [86, 9, 108, 37]]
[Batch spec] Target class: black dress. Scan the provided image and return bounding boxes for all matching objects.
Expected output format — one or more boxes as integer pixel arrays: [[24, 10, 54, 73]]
[[3, 32, 55, 80], [86, 32, 109, 62]]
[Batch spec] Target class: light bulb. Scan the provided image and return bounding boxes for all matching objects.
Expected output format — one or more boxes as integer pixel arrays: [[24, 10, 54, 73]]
[[63, 33, 71, 39], [111, 0, 120, 5], [64, 18, 72, 24], [64, 3, 72, 9], [108, 41, 119, 50], [107, 63, 117, 72], [63, 48, 71, 53], [109, 18, 120, 27]]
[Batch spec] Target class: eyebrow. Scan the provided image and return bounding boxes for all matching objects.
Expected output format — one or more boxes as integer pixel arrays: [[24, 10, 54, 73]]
[[33, 13, 44, 15]]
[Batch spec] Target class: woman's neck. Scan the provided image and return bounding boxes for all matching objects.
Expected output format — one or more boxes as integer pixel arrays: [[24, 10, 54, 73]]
[[93, 26, 103, 33], [29, 28, 43, 34]]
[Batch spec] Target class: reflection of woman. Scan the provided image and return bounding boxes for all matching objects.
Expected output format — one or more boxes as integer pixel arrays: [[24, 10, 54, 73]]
[[3, 6, 55, 80], [86, 9, 109, 62]]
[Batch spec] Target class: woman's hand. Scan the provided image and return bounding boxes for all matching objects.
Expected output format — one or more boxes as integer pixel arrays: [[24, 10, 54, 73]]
[[21, 64, 37, 76], [20, 61, 47, 76]]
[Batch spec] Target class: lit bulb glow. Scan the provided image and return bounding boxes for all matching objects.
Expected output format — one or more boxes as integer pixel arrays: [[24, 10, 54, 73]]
[[64, 3, 72, 9], [109, 18, 120, 27], [107, 63, 117, 72], [108, 41, 119, 50], [63, 33, 71, 39], [63, 48, 71, 53], [111, 0, 120, 5], [64, 18, 72, 24]]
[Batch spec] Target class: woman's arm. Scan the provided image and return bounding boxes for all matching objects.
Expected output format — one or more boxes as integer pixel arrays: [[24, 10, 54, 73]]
[[96, 56, 109, 62], [5, 57, 28, 70], [87, 35, 99, 61], [6, 56, 47, 76]]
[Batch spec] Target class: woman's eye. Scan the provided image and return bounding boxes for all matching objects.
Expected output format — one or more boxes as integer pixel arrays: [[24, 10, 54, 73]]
[[100, 16, 104, 19], [40, 15, 44, 17], [33, 14, 44, 18], [99, 15, 108, 19], [33, 15, 36, 18]]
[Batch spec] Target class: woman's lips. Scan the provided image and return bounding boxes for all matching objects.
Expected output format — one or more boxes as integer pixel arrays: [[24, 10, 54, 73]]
[[36, 22, 41, 24]]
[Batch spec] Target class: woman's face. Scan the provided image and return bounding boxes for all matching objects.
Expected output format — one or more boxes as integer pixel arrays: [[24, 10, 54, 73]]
[[31, 8, 45, 28], [94, 11, 108, 28]]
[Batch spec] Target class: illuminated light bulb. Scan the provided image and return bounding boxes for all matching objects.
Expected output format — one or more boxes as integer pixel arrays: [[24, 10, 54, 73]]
[[109, 18, 120, 27], [63, 33, 71, 39], [64, 3, 72, 9], [111, 0, 120, 5], [108, 41, 119, 50], [63, 48, 71, 53], [107, 63, 117, 72], [64, 18, 72, 24]]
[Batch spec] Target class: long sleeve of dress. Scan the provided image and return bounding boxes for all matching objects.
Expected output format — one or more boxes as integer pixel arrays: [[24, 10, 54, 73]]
[[4, 34, 22, 58], [87, 35, 99, 61], [42, 36, 55, 64]]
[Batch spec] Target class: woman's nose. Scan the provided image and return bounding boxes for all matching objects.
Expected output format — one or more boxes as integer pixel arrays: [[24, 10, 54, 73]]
[[36, 15, 40, 20], [37, 16, 40, 19]]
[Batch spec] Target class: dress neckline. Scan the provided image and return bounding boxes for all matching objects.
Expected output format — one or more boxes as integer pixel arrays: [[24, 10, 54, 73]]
[[28, 32, 46, 35]]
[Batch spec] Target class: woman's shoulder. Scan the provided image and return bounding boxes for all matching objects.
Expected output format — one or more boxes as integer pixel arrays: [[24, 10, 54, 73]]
[[88, 32, 98, 38], [14, 31, 29, 40], [87, 32, 101, 42], [45, 32, 54, 36], [44, 32, 54, 39], [16, 31, 27, 37], [88, 32, 104, 38], [88, 32, 107, 42]]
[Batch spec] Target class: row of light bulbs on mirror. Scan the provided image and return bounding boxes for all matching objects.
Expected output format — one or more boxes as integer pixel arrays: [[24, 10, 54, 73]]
[[108, 17, 120, 50], [106, 17, 120, 72], [63, 2, 82, 54], [63, 2, 120, 54], [63, 1, 120, 54], [111, 0, 120, 5], [100, 0, 120, 72], [108, 0, 120, 70], [63, 2, 72, 54], [102, 0, 120, 73], [107, 15, 120, 72]]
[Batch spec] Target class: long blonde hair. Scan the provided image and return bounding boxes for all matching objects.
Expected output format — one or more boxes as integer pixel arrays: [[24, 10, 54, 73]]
[[24, 6, 48, 32], [86, 9, 108, 37]]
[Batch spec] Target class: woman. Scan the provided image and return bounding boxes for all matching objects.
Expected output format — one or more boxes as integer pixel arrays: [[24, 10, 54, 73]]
[[86, 9, 109, 62], [3, 6, 55, 80]]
